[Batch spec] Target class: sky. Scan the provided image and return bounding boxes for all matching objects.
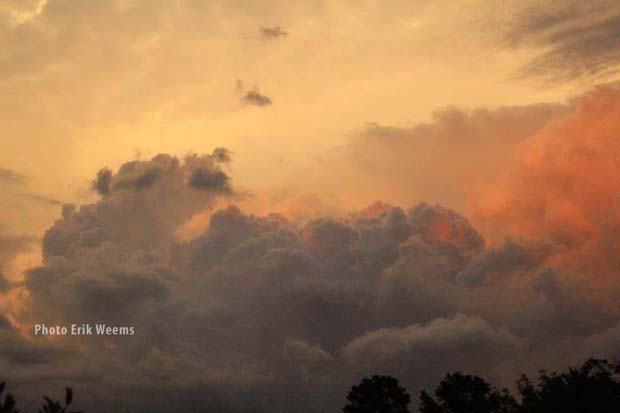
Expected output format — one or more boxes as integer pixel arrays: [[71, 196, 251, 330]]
[[1, 0, 620, 412]]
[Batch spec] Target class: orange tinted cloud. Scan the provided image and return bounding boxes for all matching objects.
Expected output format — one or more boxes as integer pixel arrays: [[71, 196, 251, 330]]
[[471, 84, 620, 314], [473, 84, 620, 247]]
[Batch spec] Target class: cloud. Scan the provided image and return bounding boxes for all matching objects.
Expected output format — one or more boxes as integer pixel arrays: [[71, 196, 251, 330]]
[[93, 151, 232, 195], [13, 178, 517, 411], [505, 1, 620, 82], [471, 83, 620, 337], [7, 87, 620, 412], [242, 88, 273, 107], [581, 320, 620, 360], [188, 169, 231, 193], [297, 102, 568, 211], [0, 271, 10, 292], [212, 147, 232, 163], [342, 314, 524, 386], [9, 179, 546, 412], [0, 168, 62, 206], [0, 167, 26, 185], [455, 239, 555, 287], [0, 229, 36, 265], [259, 25, 288, 40], [11, 192, 62, 206], [92, 168, 112, 196], [473, 84, 620, 247]]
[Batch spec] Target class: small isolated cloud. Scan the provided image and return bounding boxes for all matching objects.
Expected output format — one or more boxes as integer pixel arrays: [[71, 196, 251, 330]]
[[212, 147, 232, 163], [242, 88, 273, 107], [259, 25, 288, 40]]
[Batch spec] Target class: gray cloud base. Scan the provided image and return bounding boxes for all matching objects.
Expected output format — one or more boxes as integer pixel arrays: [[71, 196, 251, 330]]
[[0, 151, 616, 411]]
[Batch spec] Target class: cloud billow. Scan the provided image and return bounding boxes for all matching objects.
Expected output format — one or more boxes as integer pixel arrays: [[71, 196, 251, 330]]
[[5, 87, 620, 412], [4, 190, 587, 412], [15, 170, 531, 412]]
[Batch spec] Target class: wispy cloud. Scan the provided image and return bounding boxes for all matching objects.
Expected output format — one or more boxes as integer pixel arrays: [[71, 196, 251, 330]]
[[12, 192, 61, 206], [0, 168, 27, 185], [506, 1, 620, 82]]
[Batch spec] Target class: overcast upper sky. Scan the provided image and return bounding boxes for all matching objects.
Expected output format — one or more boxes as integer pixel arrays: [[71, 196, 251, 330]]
[[1, 1, 620, 412]]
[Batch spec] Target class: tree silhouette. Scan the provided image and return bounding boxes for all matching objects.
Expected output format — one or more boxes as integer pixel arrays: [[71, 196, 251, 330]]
[[0, 382, 18, 413], [419, 372, 517, 413], [517, 358, 620, 413], [343, 375, 411, 413]]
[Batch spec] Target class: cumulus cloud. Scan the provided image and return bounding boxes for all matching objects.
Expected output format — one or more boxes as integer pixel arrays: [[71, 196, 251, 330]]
[[298, 102, 568, 210], [342, 314, 524, 388], [13, 169, 527, 411], [6, 87, 620, 412], [473, 84, 620, 271]]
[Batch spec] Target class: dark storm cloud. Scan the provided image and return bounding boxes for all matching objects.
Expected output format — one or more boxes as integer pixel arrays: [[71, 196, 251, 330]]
[[456, 239, 555, 287], [342, 314, 524, 387], [581, 321, 620, 360], [242, 89, 273, 106], [506, 1, 620, 81], [15, 184, 553, 412], [9, 99, 620, 413], [10, 192, 613, 412], [259, 25, 288, 40]]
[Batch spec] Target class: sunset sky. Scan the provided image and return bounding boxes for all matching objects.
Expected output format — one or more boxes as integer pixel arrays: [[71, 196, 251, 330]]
[[1, 1, 620, 412]]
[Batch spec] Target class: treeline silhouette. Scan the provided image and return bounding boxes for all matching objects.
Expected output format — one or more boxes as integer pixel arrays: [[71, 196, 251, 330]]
[[2, 358, 619, 412], [0, 383, 81, 413], [344, 358, 620, 413]]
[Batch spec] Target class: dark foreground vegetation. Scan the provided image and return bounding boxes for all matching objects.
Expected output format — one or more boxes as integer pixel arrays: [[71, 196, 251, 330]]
[[344, 358, 620, 413], [2, 358, 619, 412], [0, 384, 81, 413]]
